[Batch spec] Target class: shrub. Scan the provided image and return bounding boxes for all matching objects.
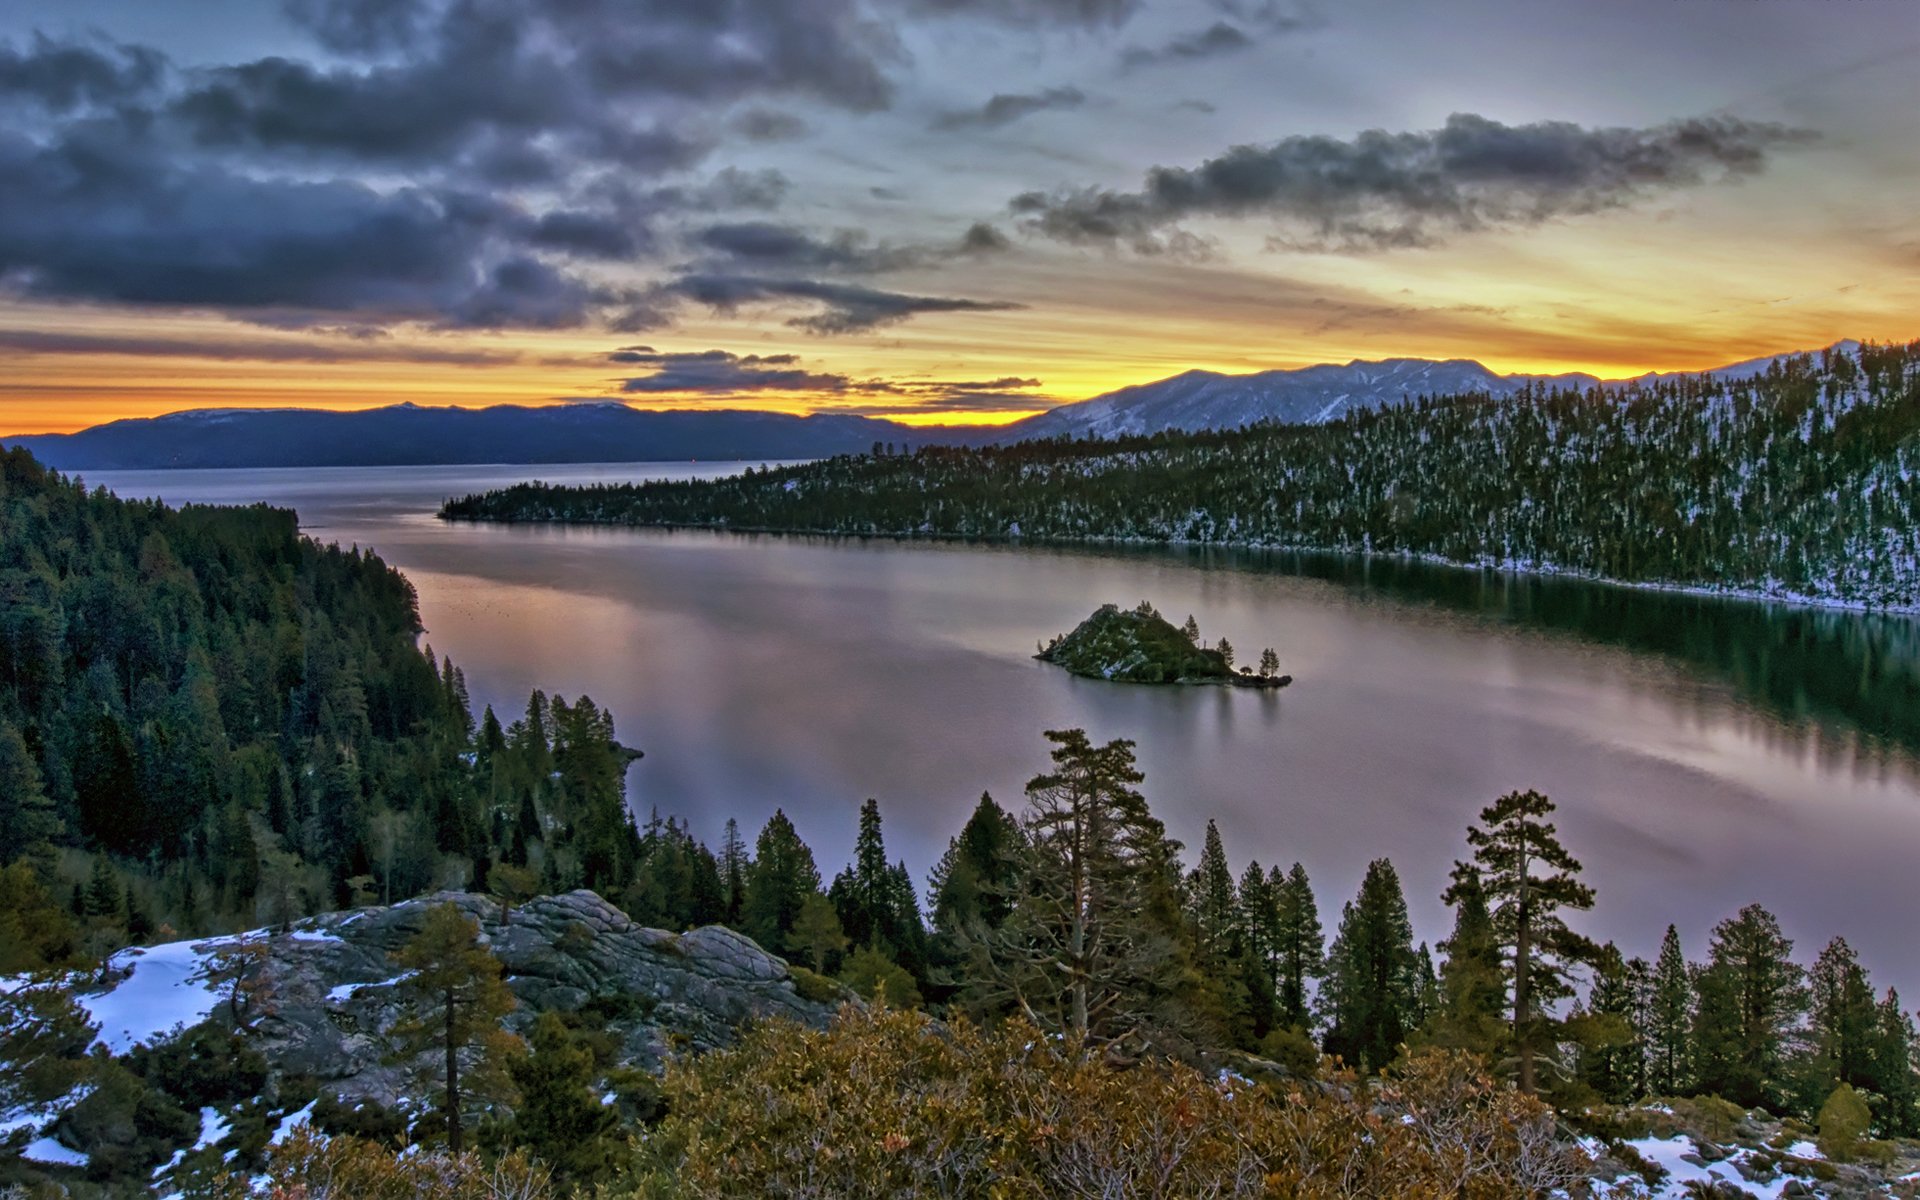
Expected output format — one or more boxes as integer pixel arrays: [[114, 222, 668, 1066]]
[[205, 1125, 554, 1199], [784, 966, 845, 1005], [610, 1006, 1588, 1198], [1817, 1083, 1872, 1161]]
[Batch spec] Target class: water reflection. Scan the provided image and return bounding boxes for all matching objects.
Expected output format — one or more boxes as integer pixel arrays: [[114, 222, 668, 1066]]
[[86, 464, 1920, 996]]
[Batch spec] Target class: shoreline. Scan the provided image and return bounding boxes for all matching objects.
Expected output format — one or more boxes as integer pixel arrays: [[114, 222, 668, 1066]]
[[438, 511, 1920, 618]]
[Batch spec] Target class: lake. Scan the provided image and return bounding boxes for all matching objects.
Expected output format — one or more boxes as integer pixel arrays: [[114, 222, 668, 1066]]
[[90, 462, 1920, 994]]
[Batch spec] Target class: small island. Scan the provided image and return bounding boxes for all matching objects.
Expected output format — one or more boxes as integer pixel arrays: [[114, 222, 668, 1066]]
[[1037, 602, 1292, 689]]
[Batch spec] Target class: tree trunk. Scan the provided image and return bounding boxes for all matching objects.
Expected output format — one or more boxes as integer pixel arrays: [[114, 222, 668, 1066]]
[[1515, 849, 1534, 1095], [444, 986, 462, 1152]]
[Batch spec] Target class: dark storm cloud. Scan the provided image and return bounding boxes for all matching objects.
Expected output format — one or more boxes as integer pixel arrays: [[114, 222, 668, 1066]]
[[932, 86, 1087, 132], [1120, 23, 1253, 72], [899, 0, 1138, 28], [614, 348, 857, 393], [0, 328, 520, 365], [661, 274, 1023, 334], [1012, 113, 1816, 253], [0, 34, 165, 111], [0, 125, 625, 327], [693, 222, 926, 272]]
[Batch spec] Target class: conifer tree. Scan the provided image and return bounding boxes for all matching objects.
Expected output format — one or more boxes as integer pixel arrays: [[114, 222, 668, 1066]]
[[1258, 648, 1280, 679], [969, 730, 1184, 1040], [1577, 942, 1642, 1104], [1872, 989, 1918, 1136], [1181, 615, 1200, 644], [0, 720, 57, 865], [1457, 789, 1597, 1094], [1424, 863, 1506, 1058], [1807, 936, 1878, 1096], [1189, 820, 1238, 962], [1320, 858, 1419, 1072], [506, 1012, 623, 1185], [1271, 862, 1323, 1031], [792, 891, 848, 974], [1239, 860, 1278, 993], [719, 817, 749, 925], [742, 810, 822, 958], [929, 793, 1023, 937], [1215, 637, 1235, 669], [390, 903, 523, 1152], [1647, 925, 1693, 1095], [1691, 903, 1806, 1108]]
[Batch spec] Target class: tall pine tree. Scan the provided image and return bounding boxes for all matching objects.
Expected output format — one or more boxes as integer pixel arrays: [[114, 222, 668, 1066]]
[[1320, 858, 1419, 1072]]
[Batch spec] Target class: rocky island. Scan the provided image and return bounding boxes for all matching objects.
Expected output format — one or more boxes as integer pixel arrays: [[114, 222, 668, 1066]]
[[1038, 603, 1291, 689]]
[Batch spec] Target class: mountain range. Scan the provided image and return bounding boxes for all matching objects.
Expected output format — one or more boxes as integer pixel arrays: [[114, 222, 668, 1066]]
[[3, 341, 1855, 470]]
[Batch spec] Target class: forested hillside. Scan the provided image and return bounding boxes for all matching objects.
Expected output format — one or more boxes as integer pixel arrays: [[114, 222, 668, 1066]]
[[444, 341, 1920, 609], [0, 447, 637, 970]]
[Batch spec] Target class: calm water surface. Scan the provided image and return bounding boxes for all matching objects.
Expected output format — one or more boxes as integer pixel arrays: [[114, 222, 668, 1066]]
[[91, 463, 1920, 992]]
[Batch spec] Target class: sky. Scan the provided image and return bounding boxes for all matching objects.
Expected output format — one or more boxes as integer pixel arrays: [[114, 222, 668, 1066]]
[[0, 0, 1916, 432]]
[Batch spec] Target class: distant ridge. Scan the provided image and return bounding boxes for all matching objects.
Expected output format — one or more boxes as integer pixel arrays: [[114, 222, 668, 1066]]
[[2, 341, 1863, 469], [0, 403, 956, 471]]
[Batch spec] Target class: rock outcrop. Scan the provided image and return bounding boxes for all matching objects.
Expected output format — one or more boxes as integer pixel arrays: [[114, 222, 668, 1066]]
[[203, 890, 841, 1108]]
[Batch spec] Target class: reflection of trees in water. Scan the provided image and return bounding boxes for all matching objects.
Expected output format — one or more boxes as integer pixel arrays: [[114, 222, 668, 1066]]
[[1170, 544, 1920, 772]]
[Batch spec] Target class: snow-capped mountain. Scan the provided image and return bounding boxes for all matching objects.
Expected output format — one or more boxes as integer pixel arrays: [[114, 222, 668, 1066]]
[[992, 342, 1861, 441]]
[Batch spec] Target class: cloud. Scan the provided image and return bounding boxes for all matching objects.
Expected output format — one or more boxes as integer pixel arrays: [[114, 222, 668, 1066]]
[[0, 33, 165, 111], [932, 86, 1087, 131], [692, 222, 925, 273], [0, 117, 700, 329], [1120, 22, 1253, 71], [609, 348, 1046, 407], [959, 222, 1014, 254], [661, 274, 1023, 334], [614, 348, 857, 393], [0, 328, 520, 365], [897, 0, 1138, 28], [1207, 0, 1321, 32], [730, 109, 810, 143], [179, 0, 900, 174], [1011, 112, 1816, 253]]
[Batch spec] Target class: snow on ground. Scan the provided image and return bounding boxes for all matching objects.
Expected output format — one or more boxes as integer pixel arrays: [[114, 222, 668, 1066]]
[[271, 1100, 316, 1146], [194, 1106, 232, 1151], [326, 971, 410, 1003], [21, 1135, 87, 1166], [287, 927, 342, 943], [1605, 1134, 1797, 1199], [77, 938, 230, 1053]]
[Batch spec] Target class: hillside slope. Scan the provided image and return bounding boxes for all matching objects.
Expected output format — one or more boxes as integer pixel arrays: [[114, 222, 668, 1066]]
[[442, 341, 1920, 610]]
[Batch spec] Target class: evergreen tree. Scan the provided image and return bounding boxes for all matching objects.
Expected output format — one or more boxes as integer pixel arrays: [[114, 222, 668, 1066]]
[[1271, 862, 1323, 1032], [0, 720, 57, 865], [1691, 903, 1806, 1109], [1871, 989, 1918, 1136], [1181, 615, 1200, 644], [1423, 863, 1506, 1059], [1457, 789, 1597, 1094], [1320, 858, 1419, 1073], [390, 903, 523, 1152], [1807, 936, 1878, 1097], [1577, 943, 1642, 1104], [967, 729, 1185, 1040], [719, 817, 749, 925], [505, 1012, 623, 1185], [792, 891, 848, 974], [1258, 648, 1280, 679], [1215, 638, 1235, 669], [1188, 820, 1238, 962], [742, 810, 822, 958], [929, 793, 1023, 937], [1647, 925, 1693, 1096]]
